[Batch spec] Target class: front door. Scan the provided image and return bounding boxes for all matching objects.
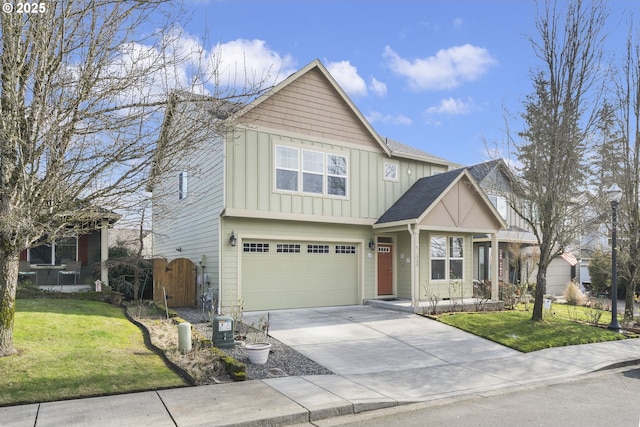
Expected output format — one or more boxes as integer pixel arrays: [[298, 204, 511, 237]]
[[377, 244, 393, 295]]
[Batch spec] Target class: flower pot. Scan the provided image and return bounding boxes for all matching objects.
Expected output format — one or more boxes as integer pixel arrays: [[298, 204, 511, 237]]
[[245, 342, 272, 364]]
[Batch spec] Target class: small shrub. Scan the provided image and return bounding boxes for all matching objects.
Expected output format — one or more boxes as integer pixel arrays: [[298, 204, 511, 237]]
[[585, 297, 607, 326], [564, 281, 585, 306]]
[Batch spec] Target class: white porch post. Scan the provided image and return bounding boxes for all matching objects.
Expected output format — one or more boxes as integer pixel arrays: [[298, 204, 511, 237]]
[[410, 225, 420, 308], [491, 232, 499, 301], [101, 222, 109, 287]]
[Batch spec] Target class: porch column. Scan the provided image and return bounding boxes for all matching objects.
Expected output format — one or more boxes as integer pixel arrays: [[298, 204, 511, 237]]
[[101, 222, 109, 287], [491, 232, 499, 300], [409, 225, 420, 307]]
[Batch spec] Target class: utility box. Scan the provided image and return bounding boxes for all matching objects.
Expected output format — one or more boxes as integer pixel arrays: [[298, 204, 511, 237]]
[[212, 315, 235, 348]]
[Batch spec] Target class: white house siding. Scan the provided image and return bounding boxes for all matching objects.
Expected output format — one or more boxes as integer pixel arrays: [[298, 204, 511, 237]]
[[219, 217, 375, 312], [152, 136, 225, 301]]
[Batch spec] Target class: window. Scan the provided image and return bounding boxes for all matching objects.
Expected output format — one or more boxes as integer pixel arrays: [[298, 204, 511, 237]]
[[449, 237, 464, 280], [29, 237, 78, 265], [336, 245, 356, 254], [275, 146, 299, 191], [302, 150, 324, 193], [179, 171, 188, 200], [383, 162, 398, 181], [488, 195, 507, 220], [327, 154, 347, 196], [430, 235, 464, 280], [307, 244, 329, 254], [430, 236, 446, 280], [243, 242, 270, 253], [274, 145, 348, 197], [277, 243, 300, 253]]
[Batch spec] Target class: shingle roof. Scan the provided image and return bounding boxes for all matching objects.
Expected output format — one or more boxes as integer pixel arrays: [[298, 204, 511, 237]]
[[376, 169, 464, 224], [383, 137, 453, 165], [465, 159, 501, 183]]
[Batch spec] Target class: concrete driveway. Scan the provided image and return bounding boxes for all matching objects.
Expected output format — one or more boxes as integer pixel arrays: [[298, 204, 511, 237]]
[[247, 305, 519, 375], [245, 305, 527, 403]]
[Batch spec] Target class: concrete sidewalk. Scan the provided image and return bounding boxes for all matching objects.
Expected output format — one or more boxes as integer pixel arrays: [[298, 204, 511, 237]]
[[2, 306, 640, 426]]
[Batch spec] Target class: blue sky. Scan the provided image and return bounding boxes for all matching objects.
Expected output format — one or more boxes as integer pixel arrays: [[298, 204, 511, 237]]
[[162, 0, 638, 166]]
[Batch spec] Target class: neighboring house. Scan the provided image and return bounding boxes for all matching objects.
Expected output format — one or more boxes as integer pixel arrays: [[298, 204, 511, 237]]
[[151, 59, 506, 312], [18, 215, 118, 291], [467, 159, 587, 297], [466, 160, 538, 287], [109, 228, 153, 259]]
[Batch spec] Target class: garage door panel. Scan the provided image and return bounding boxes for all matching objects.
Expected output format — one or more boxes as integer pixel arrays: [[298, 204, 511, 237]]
[[242, 241, 358, 310]]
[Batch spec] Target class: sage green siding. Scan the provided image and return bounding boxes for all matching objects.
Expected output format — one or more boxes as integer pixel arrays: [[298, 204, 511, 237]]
[[219, 217, 376, 311], [226, 127, 443, 221]]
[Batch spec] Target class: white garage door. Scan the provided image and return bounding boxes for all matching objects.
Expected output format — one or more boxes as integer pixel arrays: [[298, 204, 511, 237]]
[[241, 240, 359, 310]]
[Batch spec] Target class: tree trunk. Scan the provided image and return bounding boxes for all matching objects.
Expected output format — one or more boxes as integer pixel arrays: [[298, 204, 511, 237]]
[[0, 254, 19, 356], [532, 259, 548, 321]]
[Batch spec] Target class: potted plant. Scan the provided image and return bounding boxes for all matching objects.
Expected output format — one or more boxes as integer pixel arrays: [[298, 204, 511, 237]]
[[245, 314, 271, 364]]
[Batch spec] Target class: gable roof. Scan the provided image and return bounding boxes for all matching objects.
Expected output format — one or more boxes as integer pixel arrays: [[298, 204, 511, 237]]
[[233, 59, 391, 156], [375, 168, 507, 230], [466, 158, 524, 194], [376, 169, 464, 224]]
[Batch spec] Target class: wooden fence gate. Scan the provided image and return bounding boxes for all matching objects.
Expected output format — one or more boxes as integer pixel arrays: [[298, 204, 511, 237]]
[[153, 258, 196, 307]]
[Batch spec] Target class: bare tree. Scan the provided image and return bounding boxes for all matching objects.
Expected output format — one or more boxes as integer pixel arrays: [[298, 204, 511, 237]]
[[599, 20, 640, 322], [508, 0, 608, 321], [0, 1, 270, 355]]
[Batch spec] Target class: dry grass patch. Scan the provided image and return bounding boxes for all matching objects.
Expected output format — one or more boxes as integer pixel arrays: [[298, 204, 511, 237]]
[[127, 304, 230, 384]]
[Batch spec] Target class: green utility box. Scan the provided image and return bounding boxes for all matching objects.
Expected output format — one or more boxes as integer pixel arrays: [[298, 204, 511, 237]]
[[212, 315, 235, 348]]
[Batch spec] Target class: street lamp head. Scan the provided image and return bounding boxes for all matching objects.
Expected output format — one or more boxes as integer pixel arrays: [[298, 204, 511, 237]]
[[607, 184, 623, 203]]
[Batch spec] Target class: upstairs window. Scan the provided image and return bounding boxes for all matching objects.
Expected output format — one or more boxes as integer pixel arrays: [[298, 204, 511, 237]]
[[327, 154, 347, 196], [275, 146, 298, 191], [488, 195, 507, 220], [302, 150, 324, 193], [179, 171, 188, 200], [274, 145, 348, 197]]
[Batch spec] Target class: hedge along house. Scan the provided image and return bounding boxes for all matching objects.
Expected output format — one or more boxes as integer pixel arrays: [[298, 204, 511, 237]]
[[151, 59, 506, 312]]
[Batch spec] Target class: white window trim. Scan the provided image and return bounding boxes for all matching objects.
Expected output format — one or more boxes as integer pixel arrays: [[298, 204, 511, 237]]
[[383, 161, 398, 181], [179, 171, 188, 200], [430, 235, 465, 282], [274, 144, 349, 198]]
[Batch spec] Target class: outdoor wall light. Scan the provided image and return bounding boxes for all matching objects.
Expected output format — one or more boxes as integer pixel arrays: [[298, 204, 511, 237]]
[[229, 231, 237, 247], [369, 238, 376, 251]]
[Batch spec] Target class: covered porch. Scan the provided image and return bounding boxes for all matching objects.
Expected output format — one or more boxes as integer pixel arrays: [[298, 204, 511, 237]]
[[372, 169, 507, 309]]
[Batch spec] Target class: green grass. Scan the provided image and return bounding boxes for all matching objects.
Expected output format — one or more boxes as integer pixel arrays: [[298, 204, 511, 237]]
[[438, 305, 626, 353], [0, 298, 188, 406]]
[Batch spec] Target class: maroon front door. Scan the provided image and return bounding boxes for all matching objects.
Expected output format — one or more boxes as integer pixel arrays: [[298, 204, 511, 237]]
[[377, 245, 393, 295]]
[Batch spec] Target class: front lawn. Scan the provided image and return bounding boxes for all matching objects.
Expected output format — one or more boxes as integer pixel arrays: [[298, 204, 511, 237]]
[[438, 306, 626, 352], [0, 298, 188, 406]]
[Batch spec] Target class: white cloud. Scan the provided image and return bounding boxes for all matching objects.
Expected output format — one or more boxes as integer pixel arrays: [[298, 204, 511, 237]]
[[326, 60, 368, 97], [383, 45, 497, 91], [212, 39, 297, 87], [369, 77, 387, 97], [425, 97, 474, 115], [367, 111, 412, 126]]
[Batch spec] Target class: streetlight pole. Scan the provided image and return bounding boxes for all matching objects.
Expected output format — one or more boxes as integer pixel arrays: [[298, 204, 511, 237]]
[[607, 184, 622, 332]]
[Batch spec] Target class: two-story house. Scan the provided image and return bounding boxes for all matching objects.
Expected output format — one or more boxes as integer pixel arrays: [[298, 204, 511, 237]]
[[151, 60, 506, 312]]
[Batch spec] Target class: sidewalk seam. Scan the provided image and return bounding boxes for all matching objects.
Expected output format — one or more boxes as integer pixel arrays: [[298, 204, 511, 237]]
[[155, 391, 178, 427]]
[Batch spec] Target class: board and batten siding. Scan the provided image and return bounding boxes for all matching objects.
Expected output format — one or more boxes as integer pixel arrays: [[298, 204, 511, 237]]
[[152, 136, 225, 293], [225, 127, 443, 222]]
